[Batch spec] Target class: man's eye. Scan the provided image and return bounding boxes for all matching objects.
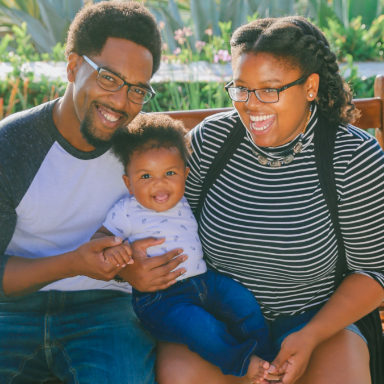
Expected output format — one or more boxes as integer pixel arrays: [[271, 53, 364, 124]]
[[166, 171, 175, 176], [100, 74, 116, 83], [131, 87, 146, 96], [141, 174, 151, 179]]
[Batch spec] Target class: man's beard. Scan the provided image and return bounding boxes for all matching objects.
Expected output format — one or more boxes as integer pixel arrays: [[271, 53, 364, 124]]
[[80, 109, 124, 149]]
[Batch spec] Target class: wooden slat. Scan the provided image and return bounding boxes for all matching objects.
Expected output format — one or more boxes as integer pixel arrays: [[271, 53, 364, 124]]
[[374, 75, 384, 149], [158, 99, 383, 132], [352, 98, 382, 129]]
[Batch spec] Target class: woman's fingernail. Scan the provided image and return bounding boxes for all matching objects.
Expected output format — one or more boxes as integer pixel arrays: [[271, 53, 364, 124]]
[[122, 264, 126, 267], [268, 365, 276, 373], [182, 256, 188, 262]]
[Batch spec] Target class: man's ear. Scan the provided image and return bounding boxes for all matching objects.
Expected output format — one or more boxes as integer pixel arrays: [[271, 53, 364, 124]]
[[67, 52, 81, 83], [122, 174, 133, 195]]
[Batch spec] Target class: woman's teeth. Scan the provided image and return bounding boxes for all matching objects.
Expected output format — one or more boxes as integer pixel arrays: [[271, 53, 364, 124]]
[[250, 114, 274, 122]]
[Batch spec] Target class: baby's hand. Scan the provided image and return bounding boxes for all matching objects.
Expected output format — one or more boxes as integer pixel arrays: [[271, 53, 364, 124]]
[[104, 240, 133, 267]]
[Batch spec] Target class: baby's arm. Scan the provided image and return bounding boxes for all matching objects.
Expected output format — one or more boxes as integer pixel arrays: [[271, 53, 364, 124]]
[[92, 226, 133, 267]]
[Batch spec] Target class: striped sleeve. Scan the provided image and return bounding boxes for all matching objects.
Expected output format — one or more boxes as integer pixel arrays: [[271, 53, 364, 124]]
[[338, 133, 384, 288]]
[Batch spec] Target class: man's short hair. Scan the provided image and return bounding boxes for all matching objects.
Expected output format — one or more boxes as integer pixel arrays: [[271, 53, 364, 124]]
[[65, 1, 162, 75], [112, 113, 191, 170]]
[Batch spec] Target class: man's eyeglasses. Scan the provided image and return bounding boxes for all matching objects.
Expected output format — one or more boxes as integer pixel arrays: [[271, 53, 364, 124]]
[[225, 76, 308, 103], [83, 55, 155, 105]]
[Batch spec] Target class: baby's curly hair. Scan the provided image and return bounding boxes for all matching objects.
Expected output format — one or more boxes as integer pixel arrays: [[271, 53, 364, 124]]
[[65, 1, 162, 75], [230, 16, 359, 125], [112, 113, 190, 170]]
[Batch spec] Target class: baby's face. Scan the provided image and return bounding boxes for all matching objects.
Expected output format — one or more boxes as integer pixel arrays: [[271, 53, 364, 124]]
[[123, 147, 190, 212]]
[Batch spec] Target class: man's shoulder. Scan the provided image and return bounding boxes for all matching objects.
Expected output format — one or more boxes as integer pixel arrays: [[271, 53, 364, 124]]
[[0, 101, 56, 144], [0, 101, 57, 163]]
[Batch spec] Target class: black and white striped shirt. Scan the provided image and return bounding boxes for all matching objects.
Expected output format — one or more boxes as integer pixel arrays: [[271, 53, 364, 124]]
[[185, 105, 384, 320]]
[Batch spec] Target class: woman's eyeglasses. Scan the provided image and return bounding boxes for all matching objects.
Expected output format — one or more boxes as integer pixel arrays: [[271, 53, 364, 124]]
[[225, 76, 308, 103], [83, 55, 155, 105]]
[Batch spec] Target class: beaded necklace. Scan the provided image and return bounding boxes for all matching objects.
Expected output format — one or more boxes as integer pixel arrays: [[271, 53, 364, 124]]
[[250, 108, 312, 167]]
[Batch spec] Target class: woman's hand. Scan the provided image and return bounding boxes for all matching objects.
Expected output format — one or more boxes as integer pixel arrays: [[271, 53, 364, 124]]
[[268, 329, 318, 384]]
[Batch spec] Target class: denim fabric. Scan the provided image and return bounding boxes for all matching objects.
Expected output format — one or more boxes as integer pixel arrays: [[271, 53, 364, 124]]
[[132, 269, 273, 377], [272, 308, 368, 351], [0, 290, 156, 384], [0, 254, 12, 301]]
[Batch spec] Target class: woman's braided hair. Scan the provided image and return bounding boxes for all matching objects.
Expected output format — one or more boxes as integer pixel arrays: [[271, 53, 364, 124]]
[[230, 16, 359, 125]]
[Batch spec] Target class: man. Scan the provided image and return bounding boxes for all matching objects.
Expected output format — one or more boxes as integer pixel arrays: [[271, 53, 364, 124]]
[[0, 2, 186, 383]]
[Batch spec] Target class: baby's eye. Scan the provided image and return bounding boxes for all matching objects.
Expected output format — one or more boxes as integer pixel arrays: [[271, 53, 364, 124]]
[[141, 174, 151, 179], [166, 171, 175, 176]]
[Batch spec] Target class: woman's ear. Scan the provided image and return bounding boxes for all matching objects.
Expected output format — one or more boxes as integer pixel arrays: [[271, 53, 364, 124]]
[[67, 52, 81, 83], [122, 174, 133, 195], [306, 73, 320, 101]]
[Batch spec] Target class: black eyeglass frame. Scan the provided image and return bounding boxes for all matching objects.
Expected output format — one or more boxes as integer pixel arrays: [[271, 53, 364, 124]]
[[82, 55, 156, 105], [225, 76, 308, 103]]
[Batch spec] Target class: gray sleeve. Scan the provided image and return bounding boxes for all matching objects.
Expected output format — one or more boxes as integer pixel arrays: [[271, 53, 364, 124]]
[[0, 163, 16, 300]]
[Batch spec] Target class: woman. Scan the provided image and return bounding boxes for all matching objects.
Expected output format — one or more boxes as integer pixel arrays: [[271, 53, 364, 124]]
[[156, 16, 384, 384]]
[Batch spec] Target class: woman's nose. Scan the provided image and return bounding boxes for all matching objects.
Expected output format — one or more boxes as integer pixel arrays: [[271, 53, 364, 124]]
[[246, 91, 264, 109]]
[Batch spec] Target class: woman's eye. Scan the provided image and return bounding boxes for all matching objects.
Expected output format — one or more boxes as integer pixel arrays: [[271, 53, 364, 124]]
[[141, 174, 151, 179], [263, 88, 277, 93], [166, 171, 175, 176]]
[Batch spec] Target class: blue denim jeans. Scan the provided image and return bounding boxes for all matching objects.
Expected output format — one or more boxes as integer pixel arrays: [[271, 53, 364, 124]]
[[0, 290, 156, 384], [132, 269, 273, 377]]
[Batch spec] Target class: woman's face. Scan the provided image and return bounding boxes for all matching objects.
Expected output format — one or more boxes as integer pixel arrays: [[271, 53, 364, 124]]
[[232, 52, 318, 148]]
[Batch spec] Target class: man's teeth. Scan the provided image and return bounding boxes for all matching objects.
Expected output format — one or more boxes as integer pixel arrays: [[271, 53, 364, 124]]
[[100, 110, 119, 122], [250, 114, 274, 122]]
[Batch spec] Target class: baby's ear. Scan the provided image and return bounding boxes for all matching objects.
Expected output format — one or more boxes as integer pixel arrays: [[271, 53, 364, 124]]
[[184, 166, 190, 180], [122, 174, 133, 195]]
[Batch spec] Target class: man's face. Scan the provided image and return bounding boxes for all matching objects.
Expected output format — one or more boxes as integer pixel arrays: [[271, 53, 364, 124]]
[[71, 38, 153, 148]]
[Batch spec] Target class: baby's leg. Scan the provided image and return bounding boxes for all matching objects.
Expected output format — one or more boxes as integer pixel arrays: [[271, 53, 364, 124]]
[[203, 270, 274, 360], [133, 282, 262, 377]]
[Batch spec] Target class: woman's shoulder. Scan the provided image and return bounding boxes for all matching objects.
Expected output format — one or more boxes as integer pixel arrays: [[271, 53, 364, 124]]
[[189, 108, 240, 138], [335, 123, 379, 149]]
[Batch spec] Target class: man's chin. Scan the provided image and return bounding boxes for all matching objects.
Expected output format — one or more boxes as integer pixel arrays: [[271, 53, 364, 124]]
[[80, 120, 119, 149]]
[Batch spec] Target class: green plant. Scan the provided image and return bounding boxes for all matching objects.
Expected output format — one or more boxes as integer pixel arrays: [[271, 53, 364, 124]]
[[323, 15, 384, 61]]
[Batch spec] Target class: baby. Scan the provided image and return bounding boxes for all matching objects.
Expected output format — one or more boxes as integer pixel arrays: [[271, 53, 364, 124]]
[[93, 114, 280, 382]]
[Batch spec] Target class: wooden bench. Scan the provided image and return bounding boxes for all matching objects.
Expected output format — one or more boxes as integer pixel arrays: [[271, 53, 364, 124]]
[[161, 74, 384, 330]]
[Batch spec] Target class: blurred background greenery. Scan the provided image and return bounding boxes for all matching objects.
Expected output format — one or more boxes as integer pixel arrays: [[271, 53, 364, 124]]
[[0, 0, 383, 119]]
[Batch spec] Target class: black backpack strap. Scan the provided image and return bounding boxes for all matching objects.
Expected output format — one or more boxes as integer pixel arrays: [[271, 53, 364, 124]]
[[194, 118, 244, 222], [313, 113, 346, 286], [313, 112, 383, 384]]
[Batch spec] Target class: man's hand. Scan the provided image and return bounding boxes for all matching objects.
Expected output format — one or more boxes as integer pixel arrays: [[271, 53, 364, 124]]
[[71, 236, 128, 281], [268, 330, 317, 384], [104, 241, 133, 267], [118, 237, 188, 292]]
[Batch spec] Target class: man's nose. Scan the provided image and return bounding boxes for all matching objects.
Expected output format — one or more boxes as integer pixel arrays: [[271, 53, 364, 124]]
[[109, 86, 130, 111]]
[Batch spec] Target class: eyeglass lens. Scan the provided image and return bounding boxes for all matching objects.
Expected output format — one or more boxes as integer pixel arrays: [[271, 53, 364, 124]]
[[228, 88, 278, 103], [97, 71, 152, 104]]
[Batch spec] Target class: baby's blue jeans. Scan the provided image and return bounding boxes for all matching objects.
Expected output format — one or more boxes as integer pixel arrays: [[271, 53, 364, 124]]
[[133, 269, 274, 377]]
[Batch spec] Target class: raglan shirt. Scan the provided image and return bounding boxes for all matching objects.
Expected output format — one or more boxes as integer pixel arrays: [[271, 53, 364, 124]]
[[185, 105, 384, 320], [0, 100, 132, 300], [103, 195, 207, 280]]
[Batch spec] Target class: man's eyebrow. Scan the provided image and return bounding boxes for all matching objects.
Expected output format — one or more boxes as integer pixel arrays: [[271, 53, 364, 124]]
[[102, 65, 151, 89]]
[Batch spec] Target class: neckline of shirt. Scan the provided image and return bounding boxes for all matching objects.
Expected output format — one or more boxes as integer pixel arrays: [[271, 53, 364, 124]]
[[46, 99, 112, 160], [243, 103, 317, 161]]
